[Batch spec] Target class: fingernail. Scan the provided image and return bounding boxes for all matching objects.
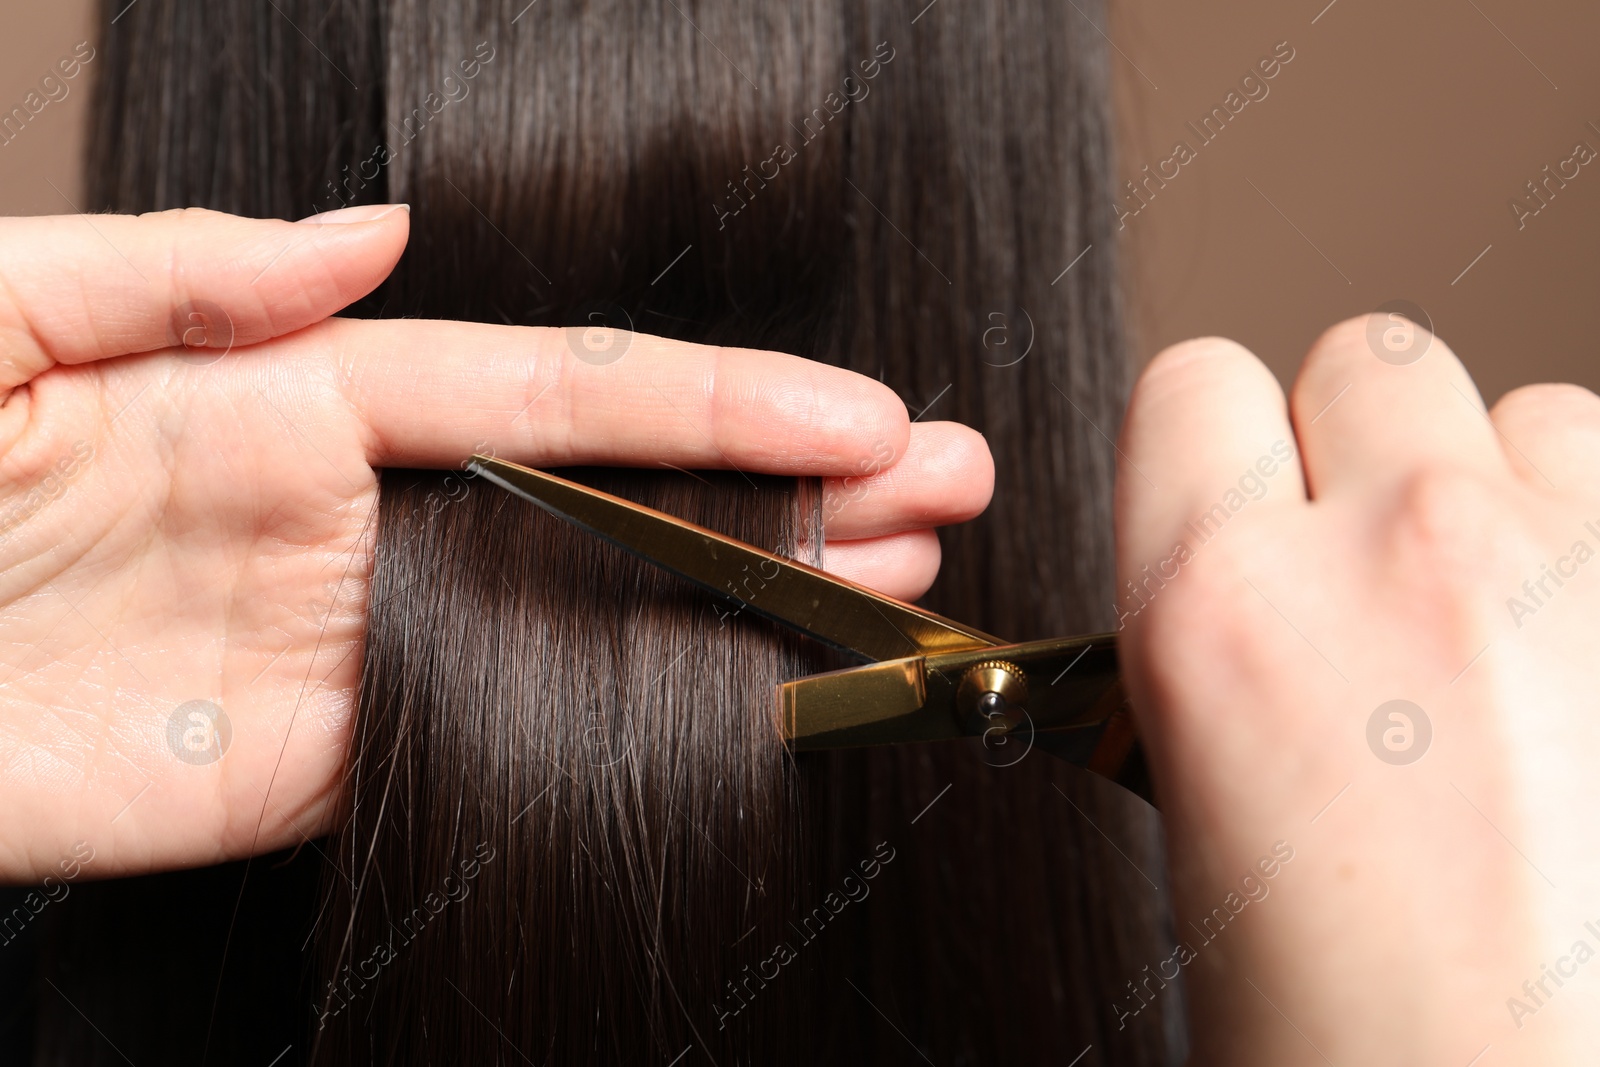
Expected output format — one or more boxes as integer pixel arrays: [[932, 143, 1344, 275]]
[[295, 203, 410, 224]]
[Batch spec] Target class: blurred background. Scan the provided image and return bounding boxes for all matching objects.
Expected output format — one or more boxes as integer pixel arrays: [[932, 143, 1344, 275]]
[[1, 0, 1595, 402], [1110, 0, 1599, 399]]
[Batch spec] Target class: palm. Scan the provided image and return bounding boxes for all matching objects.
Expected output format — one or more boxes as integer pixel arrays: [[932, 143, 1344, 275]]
[[0, 330, 377, 876]]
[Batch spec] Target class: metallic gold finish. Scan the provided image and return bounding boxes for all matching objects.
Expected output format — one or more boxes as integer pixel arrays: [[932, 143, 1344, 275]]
[[955, 660, 1029, 734], [468, 456, 998, 662], [471, 457, 1150, 802], [780, 636, 1147, 798], [778, 658, 936, 748], [783, 632, 1122, 747]]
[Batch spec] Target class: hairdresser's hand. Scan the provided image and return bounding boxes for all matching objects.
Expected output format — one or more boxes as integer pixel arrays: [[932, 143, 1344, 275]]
[[1116, 319, 1598, 1066], [0, 207, 991, 881]]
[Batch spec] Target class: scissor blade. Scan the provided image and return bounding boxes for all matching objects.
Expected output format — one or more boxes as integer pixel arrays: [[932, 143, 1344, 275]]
[[468, 456, 999, 661]]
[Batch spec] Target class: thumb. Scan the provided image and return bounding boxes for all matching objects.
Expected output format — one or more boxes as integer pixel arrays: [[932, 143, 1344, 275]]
[[0, 204, 409, 390]]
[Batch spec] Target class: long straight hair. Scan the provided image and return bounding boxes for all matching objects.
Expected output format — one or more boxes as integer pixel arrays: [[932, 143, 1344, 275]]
[[312, 469, 837, 1062], [14, 0, 1179, 1062]]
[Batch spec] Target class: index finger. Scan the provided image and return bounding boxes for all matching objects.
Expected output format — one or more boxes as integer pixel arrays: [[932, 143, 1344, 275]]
[[323, 317, 911, 474]]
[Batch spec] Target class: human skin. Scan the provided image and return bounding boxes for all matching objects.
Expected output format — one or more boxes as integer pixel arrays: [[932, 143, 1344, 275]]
[[0, 205, 993, 881], [1117, 323, 1598, 1065], [4, 204, 1588, 1065]]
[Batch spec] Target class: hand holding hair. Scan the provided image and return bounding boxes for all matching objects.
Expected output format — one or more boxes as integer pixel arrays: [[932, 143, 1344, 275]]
[[1119, 320, 1600, 1065], [0, 205, 992, 881]]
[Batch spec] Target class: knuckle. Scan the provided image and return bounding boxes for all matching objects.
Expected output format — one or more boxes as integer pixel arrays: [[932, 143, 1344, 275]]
[[1389, 467, 1509, 559], [1380, 467, 1528, 617], [530, 327, 575, 457], [704, 344, 751, 453]]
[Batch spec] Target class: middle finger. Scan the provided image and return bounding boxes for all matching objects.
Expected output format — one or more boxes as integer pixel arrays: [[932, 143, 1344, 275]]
[[821, 422, 994, 540]]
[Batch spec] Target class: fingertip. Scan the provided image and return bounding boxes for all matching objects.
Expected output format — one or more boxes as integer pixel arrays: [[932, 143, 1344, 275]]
[[158, 206, 409, 344], [1306, 313, 1446, 367], [1124, 337, 1286, 462], [847, 371, 912, 469], [1490, 383, 1600, 493], [1491, 381, 1600, 424], [1292, 313, 1458, 416], [294, 203, 411, 226], [1131, 337, 1277, 418], [822, 529, 942, 602], [909, 421, 994, 522], [1117, 334, 1299, 568], [277, 205, 411, 310], [819, 420, 993, 540], [940, 422, 994, 513], [1291, 316, 1383, 408], [1307, 314, 1381, 356]]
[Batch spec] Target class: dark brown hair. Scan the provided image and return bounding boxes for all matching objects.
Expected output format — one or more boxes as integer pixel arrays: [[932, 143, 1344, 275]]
[[312, 468, 837, 1062], [9, 0, 1180, 1062]]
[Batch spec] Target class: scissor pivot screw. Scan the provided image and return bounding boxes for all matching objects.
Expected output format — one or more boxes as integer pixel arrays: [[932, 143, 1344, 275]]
[[957, 660, 1029, 734]]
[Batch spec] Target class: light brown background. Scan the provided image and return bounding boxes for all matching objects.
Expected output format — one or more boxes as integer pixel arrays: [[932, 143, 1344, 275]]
[[2, 0, 1596, 402], [1108, 0, 1600, 400], [0, 1, 93, 218]]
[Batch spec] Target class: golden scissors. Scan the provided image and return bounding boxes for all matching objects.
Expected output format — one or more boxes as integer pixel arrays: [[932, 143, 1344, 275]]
[[469, 456, 1149, 803]]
